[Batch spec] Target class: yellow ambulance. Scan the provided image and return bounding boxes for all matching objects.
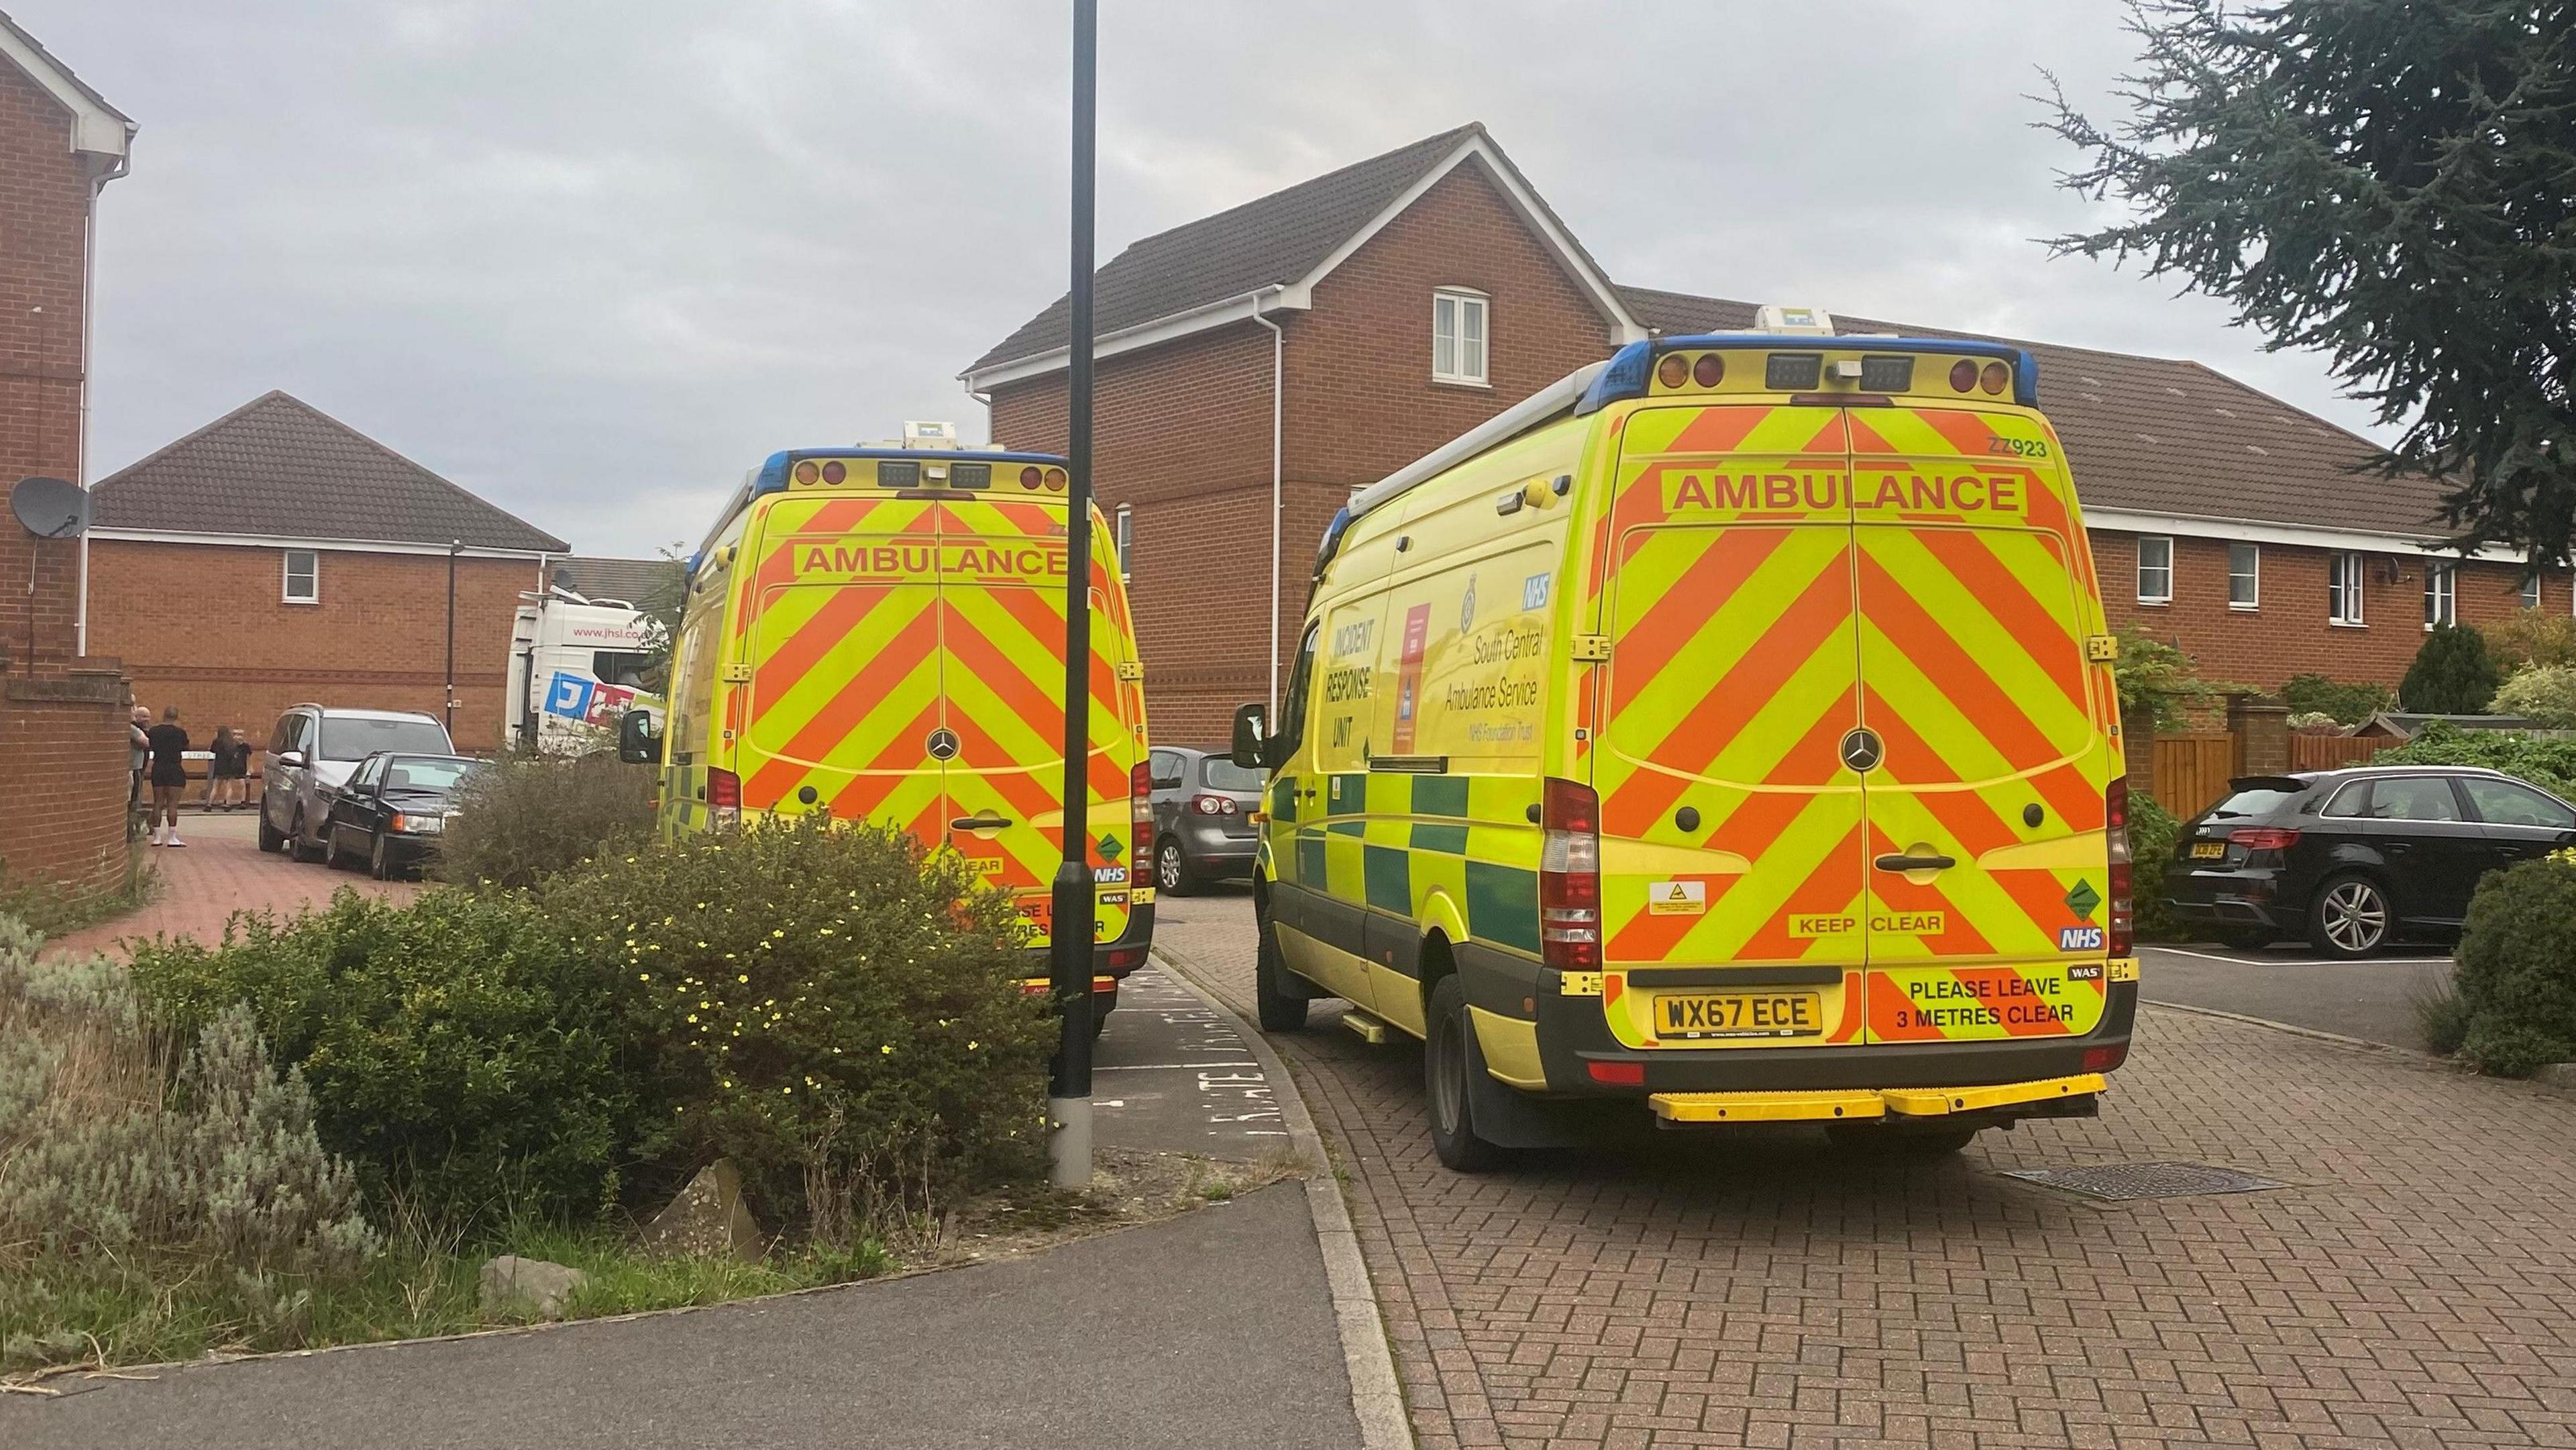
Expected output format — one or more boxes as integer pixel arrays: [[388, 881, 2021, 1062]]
[[1232, 314, 2135, 1169], [633, 431, 1155, 1016]]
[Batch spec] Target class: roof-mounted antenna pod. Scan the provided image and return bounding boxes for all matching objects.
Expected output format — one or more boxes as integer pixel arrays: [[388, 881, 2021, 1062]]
[[900, 421, 964, 450], [1752, 305, 1836, 336]]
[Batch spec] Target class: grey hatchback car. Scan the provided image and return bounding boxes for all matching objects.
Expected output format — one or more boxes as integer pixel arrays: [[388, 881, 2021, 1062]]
[[1148, 745, 1263, 894]]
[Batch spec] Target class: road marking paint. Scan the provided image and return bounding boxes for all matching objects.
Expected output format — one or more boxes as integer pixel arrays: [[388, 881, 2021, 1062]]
[[2145, 945, 2451, 968], [1097, 1061, 1263, 1072]]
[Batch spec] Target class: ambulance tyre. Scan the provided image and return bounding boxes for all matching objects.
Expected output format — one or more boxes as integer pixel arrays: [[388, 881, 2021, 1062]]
[[1826, 1122, 1980, 1159], [1424, 975, 1505, 1173], [1254, 916, 1308, 1033]]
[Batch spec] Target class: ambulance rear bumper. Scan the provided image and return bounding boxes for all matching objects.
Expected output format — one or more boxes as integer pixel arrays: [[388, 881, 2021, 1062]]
[[1530, 978, 2136, 1097]]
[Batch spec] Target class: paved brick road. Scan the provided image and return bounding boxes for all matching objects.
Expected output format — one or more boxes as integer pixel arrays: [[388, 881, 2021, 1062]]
[[43, 812, 419, 960], [1155, 889, 2576, 1450]]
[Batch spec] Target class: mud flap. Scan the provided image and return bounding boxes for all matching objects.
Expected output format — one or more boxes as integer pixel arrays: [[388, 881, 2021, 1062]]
[[1459, 1011, 1597, 1150]]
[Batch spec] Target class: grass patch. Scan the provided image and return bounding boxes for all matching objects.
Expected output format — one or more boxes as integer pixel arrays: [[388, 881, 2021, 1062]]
[[2, 1219, 890, 1373]]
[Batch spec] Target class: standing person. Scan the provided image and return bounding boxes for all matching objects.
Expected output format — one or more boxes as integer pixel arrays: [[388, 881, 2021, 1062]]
[[128, 704, 151, 812], [145, 706, 191, 847], [205, 725, 248, 809]]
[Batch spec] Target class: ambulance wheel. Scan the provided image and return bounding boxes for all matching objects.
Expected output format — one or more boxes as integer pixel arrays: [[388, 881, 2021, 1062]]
[[1156, 839, 1197, 896], [1254, 915, 1308, 1033], [1424, 975, 1504, 1173], [1826, 1123, 1980, 1159]]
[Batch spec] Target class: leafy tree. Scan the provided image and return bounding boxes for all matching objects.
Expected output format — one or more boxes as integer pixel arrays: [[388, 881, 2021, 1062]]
[[2043, 1, 2576, 558], [2400, 623, 2503, 713], [2112, 625, 2237, 731], [2483, 607, 2576, 673], [2491, 662, 2576, 726]]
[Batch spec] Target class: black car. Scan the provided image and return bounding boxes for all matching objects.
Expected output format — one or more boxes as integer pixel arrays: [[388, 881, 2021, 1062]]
[[1147, 745, 1263, 894], [320, 752, 484, 880], [2165, 764, 2576, 957]]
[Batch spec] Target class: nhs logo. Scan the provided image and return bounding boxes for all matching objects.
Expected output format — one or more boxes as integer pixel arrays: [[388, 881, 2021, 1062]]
[[2057, 925, 2105, 952], [1521, 572, 1552, 612]]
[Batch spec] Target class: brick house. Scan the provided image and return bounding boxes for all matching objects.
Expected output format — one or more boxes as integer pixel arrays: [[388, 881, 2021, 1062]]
[[86, 391, 568, 752], [965, 124, 2556, 743], [0, 13, 133, 901]]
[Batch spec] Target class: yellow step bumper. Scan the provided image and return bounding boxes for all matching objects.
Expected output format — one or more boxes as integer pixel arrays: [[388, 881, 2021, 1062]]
[[1648, 1073, 2105, 1125]]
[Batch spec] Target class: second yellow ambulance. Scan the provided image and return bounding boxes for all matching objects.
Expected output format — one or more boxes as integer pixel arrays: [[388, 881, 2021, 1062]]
[[1234, 312, 2135, 1168], [639, 429, 1154, 1015]]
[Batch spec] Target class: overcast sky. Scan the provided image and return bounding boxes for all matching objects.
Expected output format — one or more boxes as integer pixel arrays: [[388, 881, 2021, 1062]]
[[33, 1, 2387, 560]]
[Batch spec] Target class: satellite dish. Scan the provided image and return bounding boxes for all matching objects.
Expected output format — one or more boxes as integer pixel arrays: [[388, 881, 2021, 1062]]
[[11, 476, 87, 539]]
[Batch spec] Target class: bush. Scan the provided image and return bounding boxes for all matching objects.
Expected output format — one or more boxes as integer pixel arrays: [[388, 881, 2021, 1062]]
[[2372, 720, 2576, 800], [2489, 664, 2576, 728], [0, 914, 375, 1282], [537, 817, 1049, 1237], [2400, 624, 2501, 714], [2112, 627, 2235, 731], [2451, 856, 2576, 1075], [2125, 793, 2188, 943], [2280, 673, 2395, 727], [129, 890, 636, 1226], [2481, 607, 2576, 674], [437, 753, 658, 890]]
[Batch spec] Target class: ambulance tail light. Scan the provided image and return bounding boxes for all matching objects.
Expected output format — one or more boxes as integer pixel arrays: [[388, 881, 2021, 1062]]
[[1132, 762, 1155, 858], [708, 767, 742, 831], [2082, 1043, 2129, 1073], [1540, 778, 1601, 972], [2106, 776, 2133, 960]]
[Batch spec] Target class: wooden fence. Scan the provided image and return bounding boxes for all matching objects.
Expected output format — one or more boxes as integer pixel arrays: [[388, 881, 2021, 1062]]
[[2288, 733, 2385, 773], [2149, 733, 2239, 819]]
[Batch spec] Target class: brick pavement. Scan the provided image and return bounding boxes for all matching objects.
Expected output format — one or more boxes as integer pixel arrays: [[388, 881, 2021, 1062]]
[[41, 811, 420, 960], [1154, 890, 2576, 1450]]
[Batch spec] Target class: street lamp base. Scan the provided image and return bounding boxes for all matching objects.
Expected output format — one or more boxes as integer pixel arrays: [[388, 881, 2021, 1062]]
[[1047, 1094, 1093, 1188]]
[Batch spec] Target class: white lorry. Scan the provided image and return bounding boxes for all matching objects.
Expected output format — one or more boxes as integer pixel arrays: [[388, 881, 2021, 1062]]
[[506, 587, 665, 756]]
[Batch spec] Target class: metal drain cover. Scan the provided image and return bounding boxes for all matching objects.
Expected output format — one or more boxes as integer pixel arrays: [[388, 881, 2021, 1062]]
[[2002, 1161, 2288, 1202]]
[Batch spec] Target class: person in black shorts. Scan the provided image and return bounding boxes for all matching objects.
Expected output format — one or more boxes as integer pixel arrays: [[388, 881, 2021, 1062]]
[[204, 725, 250, 811], [146, 706, 191, 847]]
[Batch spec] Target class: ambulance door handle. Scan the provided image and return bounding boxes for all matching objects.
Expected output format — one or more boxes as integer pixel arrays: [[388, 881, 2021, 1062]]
[[1873, 853, 1956, 873], [952, 814, 1013, 831]]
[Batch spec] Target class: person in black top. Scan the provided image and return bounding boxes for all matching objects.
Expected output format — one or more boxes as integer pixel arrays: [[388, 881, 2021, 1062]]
[[145, 706, 191, 847], [203, 725, 250, 811]]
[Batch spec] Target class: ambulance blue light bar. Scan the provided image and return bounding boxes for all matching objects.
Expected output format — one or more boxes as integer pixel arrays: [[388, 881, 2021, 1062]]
[[1574, 335, 2039, 415]]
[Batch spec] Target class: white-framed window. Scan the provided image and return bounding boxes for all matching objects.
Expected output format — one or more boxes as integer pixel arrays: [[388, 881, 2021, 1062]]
[[2329, 551, 2367, 626], [1113, 503, 1133, 580], [2135, 535, 2173, 605], [2425, 562, 2455, 630], [1432, 288, 1489, 386], [282, 549, 319, 604], [2227, 541, 2259, 610], [2523, 573, 2543, 611]]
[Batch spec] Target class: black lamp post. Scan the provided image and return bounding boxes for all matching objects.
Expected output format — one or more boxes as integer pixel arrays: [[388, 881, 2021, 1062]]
[[1046, 0, 1100, 1189]]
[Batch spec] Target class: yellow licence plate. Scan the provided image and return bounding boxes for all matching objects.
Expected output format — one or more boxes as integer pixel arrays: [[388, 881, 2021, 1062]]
[[2190, 841, 2226, 860], [1656, 991, 1821, 1041]]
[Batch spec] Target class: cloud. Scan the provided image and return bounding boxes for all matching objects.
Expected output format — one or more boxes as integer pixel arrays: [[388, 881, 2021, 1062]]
[[32, 0, 2389, 558]]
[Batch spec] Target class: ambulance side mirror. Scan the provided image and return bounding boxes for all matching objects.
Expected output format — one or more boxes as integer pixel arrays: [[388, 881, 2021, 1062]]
[[617, 709, 661, 766], [1230, 703, 1270, 772]]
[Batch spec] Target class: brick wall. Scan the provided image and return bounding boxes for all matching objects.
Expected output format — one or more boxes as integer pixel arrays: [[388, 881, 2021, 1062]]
[[2094, 529, 2564, 692], [0, 58, 129, 902], [989, 160, 1623, 744], [85, 541, 542, 752]]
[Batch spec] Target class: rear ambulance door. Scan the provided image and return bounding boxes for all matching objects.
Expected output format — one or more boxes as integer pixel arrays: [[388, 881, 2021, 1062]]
[[937, 497, 1137, 953], [1845, 404, 2114, 1045], [737, 495, 949, 838], [1592, 403, 1869, 1050]]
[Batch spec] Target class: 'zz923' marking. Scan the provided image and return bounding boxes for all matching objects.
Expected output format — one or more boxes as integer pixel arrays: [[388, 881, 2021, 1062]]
[[1987, 437, 2051, 458]]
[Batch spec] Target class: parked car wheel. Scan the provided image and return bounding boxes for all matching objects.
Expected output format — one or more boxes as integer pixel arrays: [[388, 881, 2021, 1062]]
[[1156, 839, 1197, 896], [325, 825, 358, 871], [370, 831, 396, 881], [2308, 873, 2392, 959], [257, 809, 285, 853], [1424, 974, 1504, 1173], [288, 811, 324, 864], [1254, 913, 1307, 1033]]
